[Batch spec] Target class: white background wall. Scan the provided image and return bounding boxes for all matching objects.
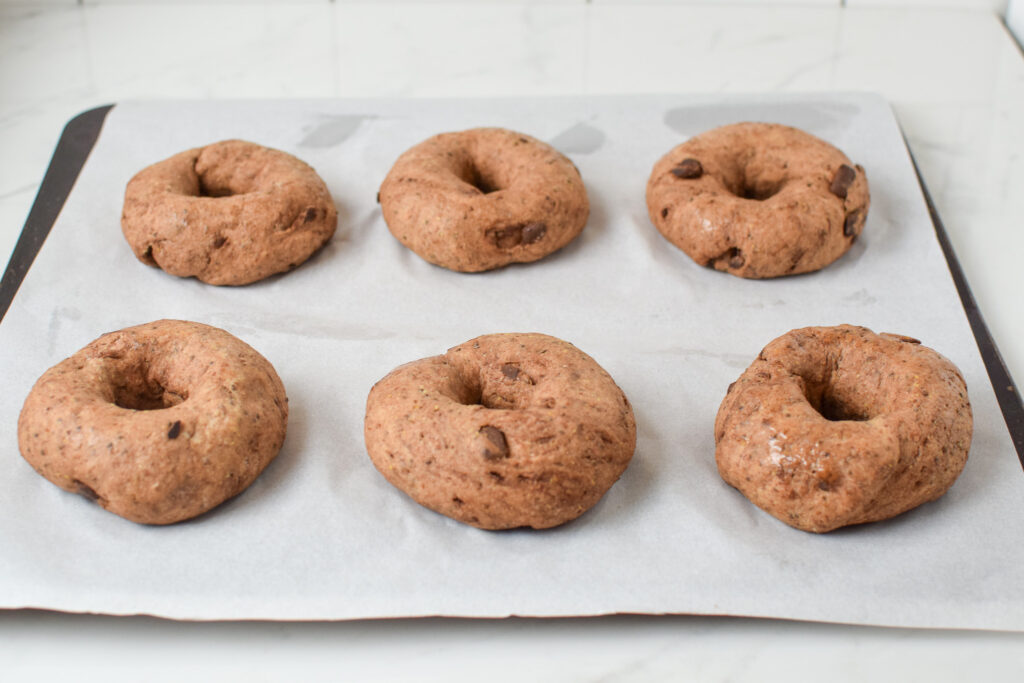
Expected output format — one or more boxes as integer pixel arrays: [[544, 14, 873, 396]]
[[4, 1, 1017, 53], [0, 0, 1011, 11]]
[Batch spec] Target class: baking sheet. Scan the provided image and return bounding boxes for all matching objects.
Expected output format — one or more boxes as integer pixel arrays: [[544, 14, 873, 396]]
[[1, 94, 1022, 629]]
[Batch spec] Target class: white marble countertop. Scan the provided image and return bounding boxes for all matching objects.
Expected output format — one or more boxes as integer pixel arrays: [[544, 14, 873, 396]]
[[1, 2, 1022, 680]]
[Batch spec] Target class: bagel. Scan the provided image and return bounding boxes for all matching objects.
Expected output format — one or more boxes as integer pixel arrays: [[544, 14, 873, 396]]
[[363, 333, 636, 529], [17, 320, 288, 524], [378, 128, 589, 272], [646, 122, 869, 278], [714, 325, 972, 533], [121, 139, 337, 285]]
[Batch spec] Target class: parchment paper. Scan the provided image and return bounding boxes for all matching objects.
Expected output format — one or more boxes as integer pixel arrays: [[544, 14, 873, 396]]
[[1, 94, 1021, 629]]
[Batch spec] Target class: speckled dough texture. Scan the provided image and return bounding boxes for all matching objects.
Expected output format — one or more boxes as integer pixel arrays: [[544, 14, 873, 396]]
[[378, 128, 589, 272], [121, 139, 337, 285], [714, 325, 972, 533], [646, 122, 869, 278], [364, 333, 636, 529], [17, 320, 289, 525]]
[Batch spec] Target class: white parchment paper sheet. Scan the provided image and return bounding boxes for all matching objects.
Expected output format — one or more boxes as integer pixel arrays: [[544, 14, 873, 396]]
[[1, 95, 1021, 629]]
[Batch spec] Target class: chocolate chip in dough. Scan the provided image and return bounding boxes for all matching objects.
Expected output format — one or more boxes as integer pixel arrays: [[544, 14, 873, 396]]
[[73, 480, 100, 502], [521, 222, 547, 245], [671, 158, 703, 179], [168, 420, 182, 439], [843, 210, 861, 237], [480, 425, 509, 460], [489, 222, 547, 249], [829, 164, 856, 199]]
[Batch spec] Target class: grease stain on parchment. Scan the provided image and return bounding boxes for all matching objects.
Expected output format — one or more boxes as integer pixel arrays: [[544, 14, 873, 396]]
[[549, 121, 606, 155], [843, 288, 878, 305], [47, 306, 82, 356], [663, 101, 860, 139], [299, 115, 374, 148]]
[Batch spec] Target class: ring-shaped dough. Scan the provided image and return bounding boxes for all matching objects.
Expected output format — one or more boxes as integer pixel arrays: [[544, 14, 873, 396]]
[[364, 333, 636, 529], [646, 122, 869, 278], [714, 325, 972, 532], [378, 128, 589, 272], [18, 320, 289, 524], [121, 139, 337, 285]]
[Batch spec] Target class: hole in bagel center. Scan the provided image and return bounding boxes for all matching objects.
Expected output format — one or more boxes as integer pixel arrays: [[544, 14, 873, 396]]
[[727, 165, 785, 201], [453, 369, 531, 411], [804, 380, 872, 422], [459, 161, 503, 195], [457, 384, 520, 410], [112, 372, 188, 411], [196, 176, 238, 198]]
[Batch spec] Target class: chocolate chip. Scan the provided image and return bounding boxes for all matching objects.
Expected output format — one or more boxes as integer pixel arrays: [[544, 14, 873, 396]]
[[661, 207, 668, 219], [829, 164, 856, 199], [375, 191, 380, 204], [167, 420, 182, 439], [304, 207, 318, 222], [521, 222, 546, 244], [727, 381, 737, 394], [886, 334, 921, 344], [489, 226, 521, 248], [480, 425, 509, 460], [724, 245, 749, 266], [488, 222, 546, 249], [489, 227, 517, 248], [786, 248, 806, 273], [212, 236, 227, 248], [670, 158, 703, 179], [73, 479, 100, 502], [501, 363, 520, 380], [843, 210, 861, 236]]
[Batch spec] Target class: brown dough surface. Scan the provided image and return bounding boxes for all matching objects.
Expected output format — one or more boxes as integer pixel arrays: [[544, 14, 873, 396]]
[[378, 128, 589, 272], [646, 122, 869, 278], [121, 139, 337, 285], [18, 320, 288, 524], [364, 333, 636, 529], [714, 325, 972, 533]]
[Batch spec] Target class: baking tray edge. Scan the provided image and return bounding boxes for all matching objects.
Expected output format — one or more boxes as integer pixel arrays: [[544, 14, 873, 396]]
[[0, 104, 115, 324]]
